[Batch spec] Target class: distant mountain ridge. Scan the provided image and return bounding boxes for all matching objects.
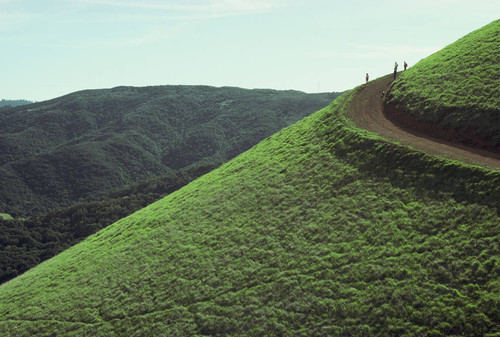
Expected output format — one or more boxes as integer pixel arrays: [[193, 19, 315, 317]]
[[0, 85, 338, 216], [0, 99, 33, 108]]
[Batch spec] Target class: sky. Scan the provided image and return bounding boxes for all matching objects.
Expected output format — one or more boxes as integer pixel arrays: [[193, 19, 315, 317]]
[[1, 0, 499, 101]]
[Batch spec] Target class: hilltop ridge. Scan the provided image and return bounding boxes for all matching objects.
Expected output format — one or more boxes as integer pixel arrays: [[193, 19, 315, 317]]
[[349, 75, 500, 170], [385, 19, 500, 151], [0, 85, 336, 216], [0, 99, 33, 108]]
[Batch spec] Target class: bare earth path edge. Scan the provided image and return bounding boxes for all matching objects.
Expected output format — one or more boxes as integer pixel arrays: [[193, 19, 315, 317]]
[[347, 75, 500, 171]]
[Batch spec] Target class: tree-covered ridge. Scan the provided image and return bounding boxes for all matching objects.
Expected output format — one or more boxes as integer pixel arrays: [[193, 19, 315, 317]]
[[0, 85, 337, 216], [1, 85, 498, 336], [0, 99, 33, 108], [386, 19, 500, 148]]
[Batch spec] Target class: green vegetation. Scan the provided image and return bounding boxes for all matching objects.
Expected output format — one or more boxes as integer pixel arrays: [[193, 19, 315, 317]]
[[1, 80, 499, 335], [0, 86, 337, 285], [0, 161, 219, 284], [386, 19, 500, 149], [2, 22, 499, 336], [0, 214, 13, 220], [0, 86, 337, 216], [0, 99, 33, 108]]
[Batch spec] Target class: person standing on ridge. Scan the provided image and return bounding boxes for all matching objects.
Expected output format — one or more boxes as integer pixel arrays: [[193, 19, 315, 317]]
[[365, 73, 369, 86], [394, 61, 398, 80], [404, 61, 408, 71]]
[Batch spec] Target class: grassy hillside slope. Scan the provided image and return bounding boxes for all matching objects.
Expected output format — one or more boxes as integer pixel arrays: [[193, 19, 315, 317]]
[[0, 161, 219, 284], [1, 84, 499, 336], [385, 19, 500, 150], [0, 86, 336, 216]]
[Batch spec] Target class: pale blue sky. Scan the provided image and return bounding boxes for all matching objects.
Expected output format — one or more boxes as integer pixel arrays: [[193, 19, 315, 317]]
[[1, 0, 498, 101]]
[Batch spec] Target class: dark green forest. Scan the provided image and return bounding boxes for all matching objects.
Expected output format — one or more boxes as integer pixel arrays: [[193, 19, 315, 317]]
[[0, 99, 33, 108], [0, 161, 219, 283], [0, 86, 338, 216]]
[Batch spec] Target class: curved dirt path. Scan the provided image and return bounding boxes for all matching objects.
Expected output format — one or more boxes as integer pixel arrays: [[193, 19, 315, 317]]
[[347, 75, 500, 170]]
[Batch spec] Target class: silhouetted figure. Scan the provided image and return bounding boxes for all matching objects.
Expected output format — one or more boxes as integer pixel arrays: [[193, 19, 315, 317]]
[[394, 61, 398, 80], [365, 73, 369, 86], [404, 61, 408, 71]]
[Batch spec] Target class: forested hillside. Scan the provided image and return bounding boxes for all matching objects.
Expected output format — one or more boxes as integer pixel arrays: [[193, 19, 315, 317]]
[[0, 99, 33, 108], [0, 86, 337, 216]]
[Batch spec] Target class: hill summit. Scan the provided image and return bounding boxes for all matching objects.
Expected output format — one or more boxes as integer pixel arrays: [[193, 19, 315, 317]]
[[385, 19, 500, 151], [1, 22, 499, 336]]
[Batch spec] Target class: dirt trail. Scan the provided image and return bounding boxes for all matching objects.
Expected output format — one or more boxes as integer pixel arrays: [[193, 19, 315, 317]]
[[347, 75, 500, 170]]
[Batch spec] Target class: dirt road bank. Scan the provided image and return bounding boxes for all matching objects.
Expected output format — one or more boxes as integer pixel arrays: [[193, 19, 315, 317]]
[[347, 75, 500, 170]]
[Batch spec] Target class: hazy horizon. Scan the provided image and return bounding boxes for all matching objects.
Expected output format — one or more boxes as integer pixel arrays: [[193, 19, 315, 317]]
[[1, 0, 498, 102]]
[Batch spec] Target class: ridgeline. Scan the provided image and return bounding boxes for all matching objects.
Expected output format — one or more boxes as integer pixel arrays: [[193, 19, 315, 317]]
[[385, 19, 500, 152], [0, 86, 336, 216], [0, 86, 338, 284]]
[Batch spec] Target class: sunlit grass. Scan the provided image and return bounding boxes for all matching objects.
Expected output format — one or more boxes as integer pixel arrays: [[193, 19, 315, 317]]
[[0, 213, 13, 220], [1, 85, 499, 335], [387, 19, 500, 145]]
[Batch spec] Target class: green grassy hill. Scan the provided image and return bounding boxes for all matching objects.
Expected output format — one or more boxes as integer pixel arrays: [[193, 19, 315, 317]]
[[1, 81, 499, 335], [0, 86, 336, 216], [385, 19, 500, 150], [0, 162, 219, 284]]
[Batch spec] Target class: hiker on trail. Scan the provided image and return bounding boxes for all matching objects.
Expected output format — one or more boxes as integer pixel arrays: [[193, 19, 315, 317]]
[[394, 61, 398, 80], [404, 61, 408, 71], [365, 73, 369, 86]]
